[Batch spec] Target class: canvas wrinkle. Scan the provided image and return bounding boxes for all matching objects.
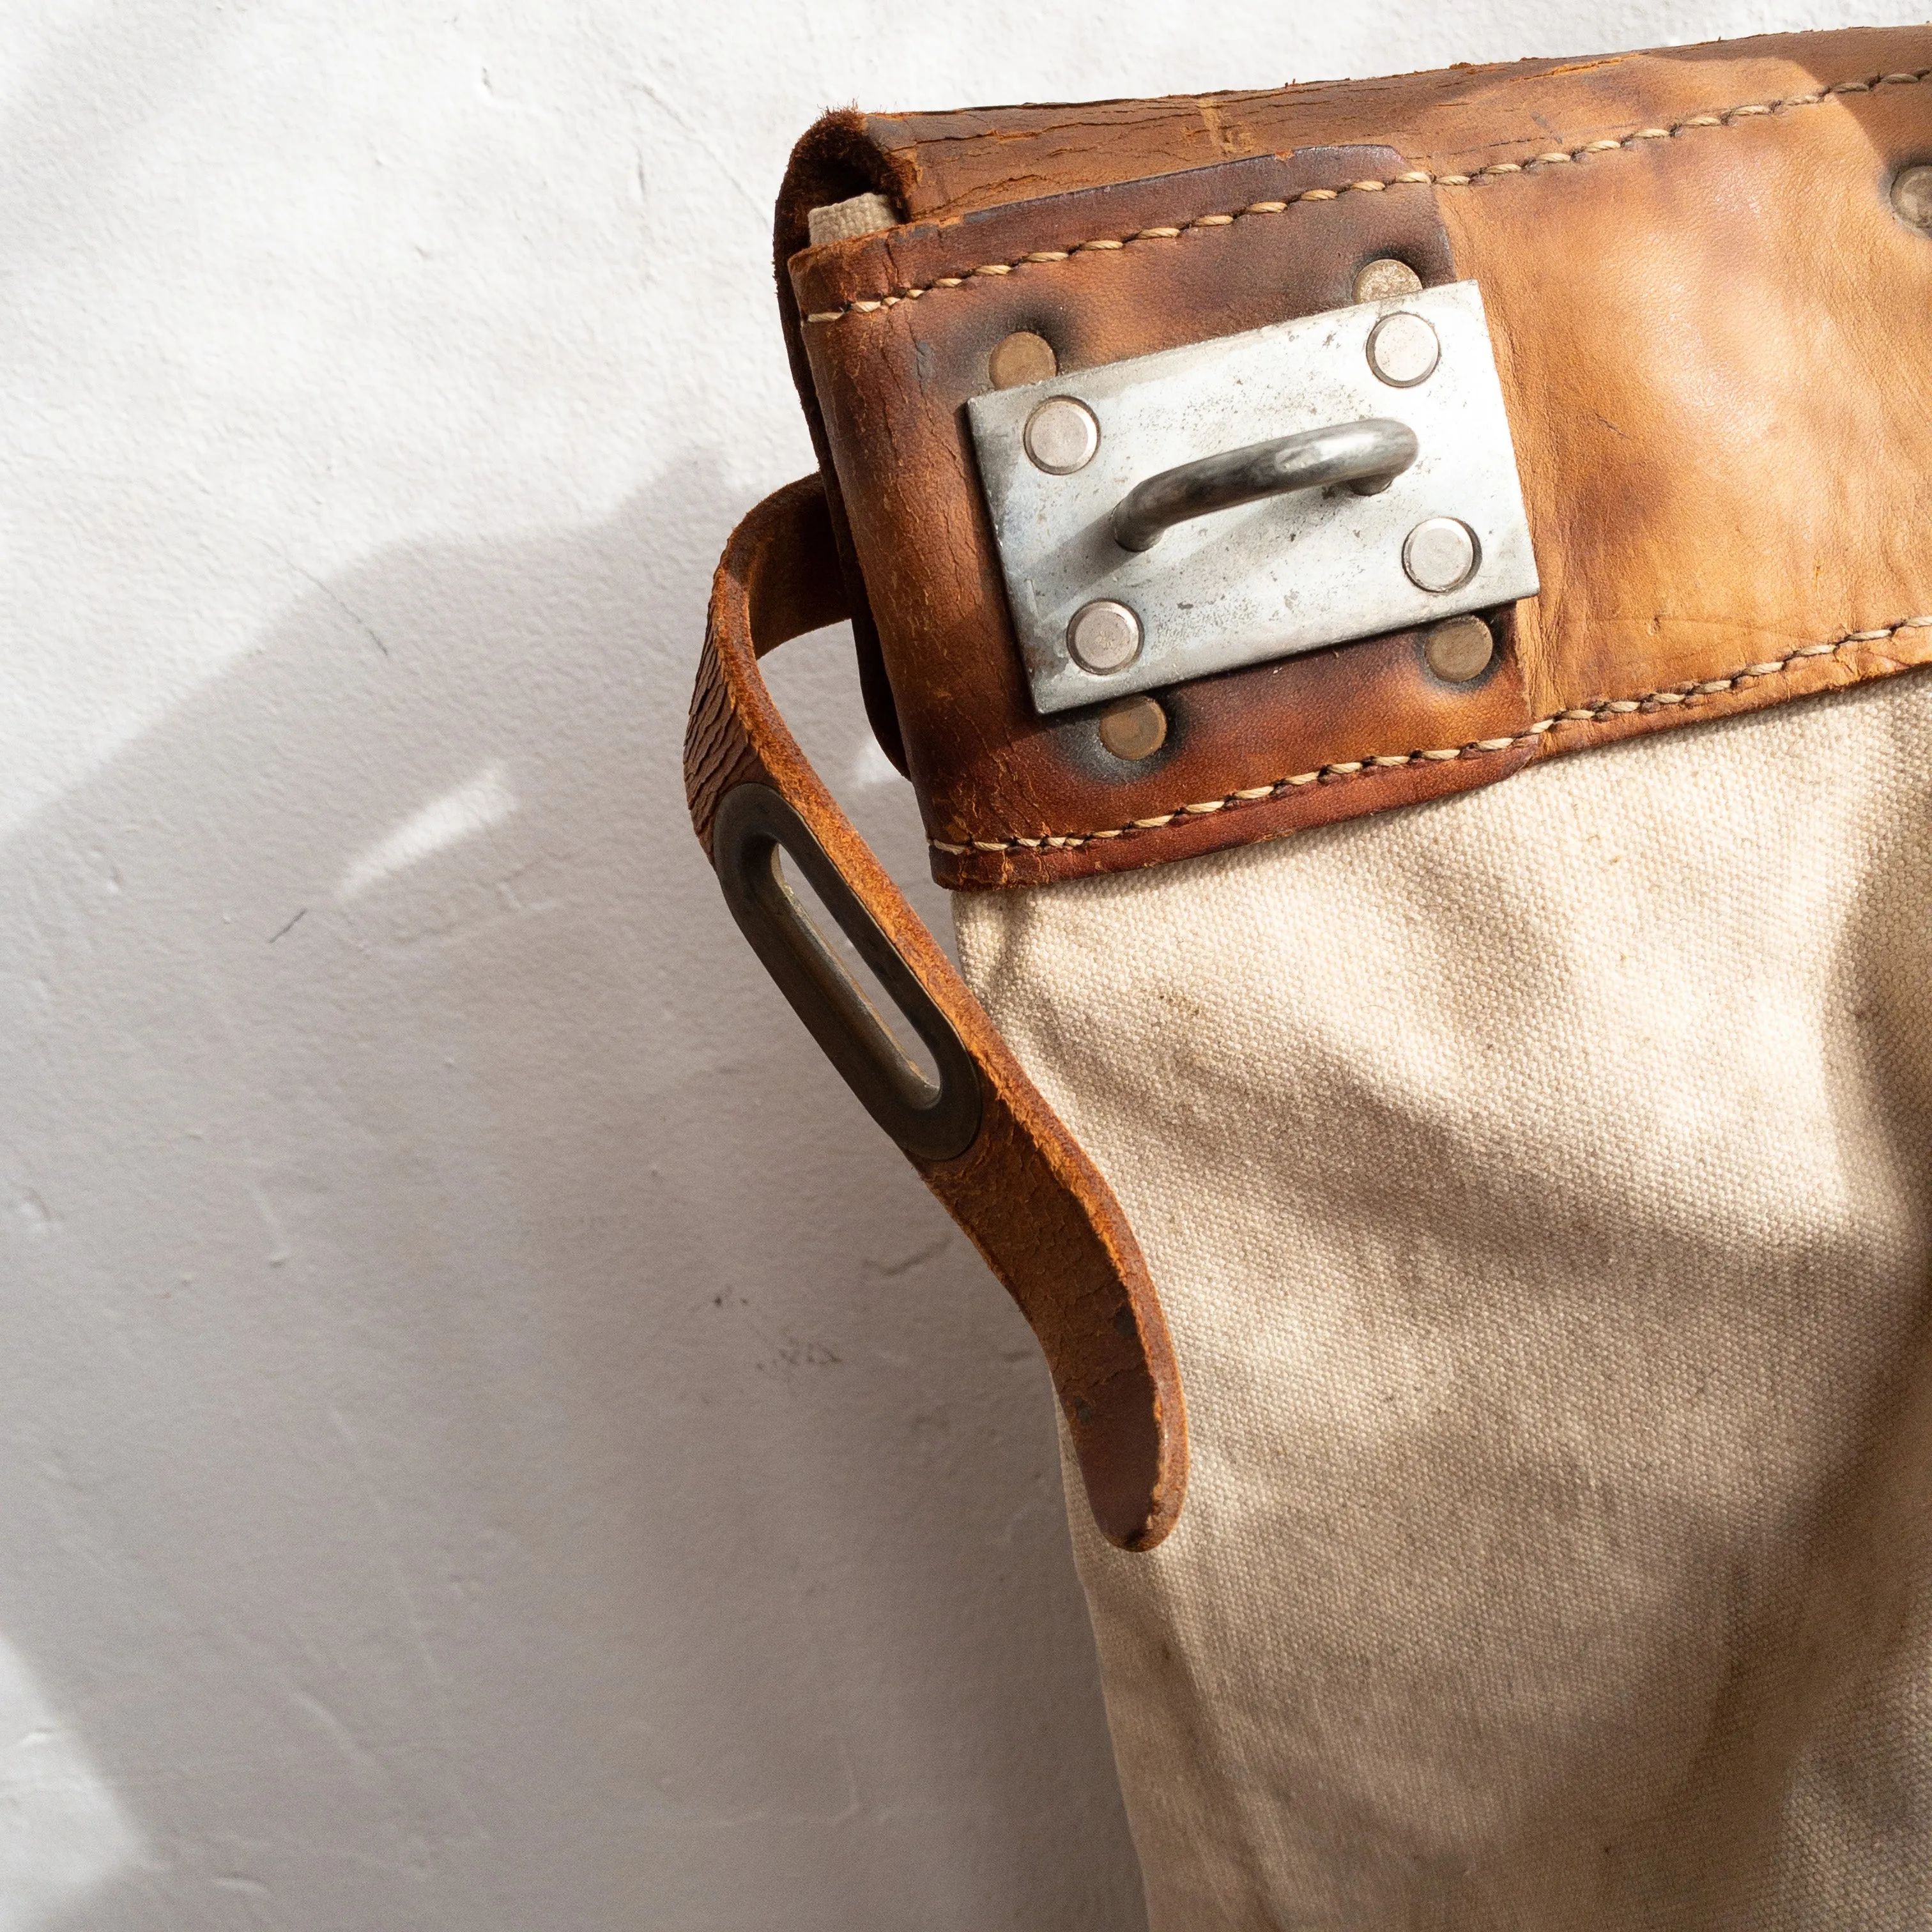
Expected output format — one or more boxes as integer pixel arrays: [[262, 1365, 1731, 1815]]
[[955, 671, 1932, 1929]]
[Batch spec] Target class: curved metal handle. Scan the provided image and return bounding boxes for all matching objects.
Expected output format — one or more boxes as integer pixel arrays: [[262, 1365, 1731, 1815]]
[[1111, 417, 1419, 553]]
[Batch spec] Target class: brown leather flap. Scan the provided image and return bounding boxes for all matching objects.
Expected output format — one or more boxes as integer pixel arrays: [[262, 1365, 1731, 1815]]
[[778, 28, 1932, 888]]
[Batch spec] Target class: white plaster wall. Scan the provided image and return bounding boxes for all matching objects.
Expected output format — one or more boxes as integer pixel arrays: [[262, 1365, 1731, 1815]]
[[0, 1, 1917, 1924]]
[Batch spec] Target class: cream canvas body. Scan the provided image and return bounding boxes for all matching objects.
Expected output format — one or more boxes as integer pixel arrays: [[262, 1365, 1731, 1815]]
[[956, 674, 1932, 1928]]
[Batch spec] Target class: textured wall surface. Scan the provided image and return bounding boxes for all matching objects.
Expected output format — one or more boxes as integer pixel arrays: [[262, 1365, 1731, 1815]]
[[0, 2, 1917, 1925]]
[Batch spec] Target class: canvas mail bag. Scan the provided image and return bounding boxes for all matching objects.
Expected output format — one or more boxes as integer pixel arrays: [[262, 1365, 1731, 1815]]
[[685, 27, 1932, 1925]]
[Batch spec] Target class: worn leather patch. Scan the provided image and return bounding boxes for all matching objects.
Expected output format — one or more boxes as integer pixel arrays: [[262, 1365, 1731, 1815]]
[[795, 148, 1534, 888]]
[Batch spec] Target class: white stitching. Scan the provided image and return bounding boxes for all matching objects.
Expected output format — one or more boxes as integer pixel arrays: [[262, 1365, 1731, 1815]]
[[804, 70, 1929, 323], [930, 620, 1932, 857]]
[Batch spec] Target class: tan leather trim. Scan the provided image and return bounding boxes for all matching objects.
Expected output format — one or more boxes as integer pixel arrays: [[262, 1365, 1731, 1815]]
[[779, 27, 1932, 888], [855, 29, 1929, 224], [803, 68, 1928, 323], [686, 475, 1188, 1549], [935, 620, 1932, 858]]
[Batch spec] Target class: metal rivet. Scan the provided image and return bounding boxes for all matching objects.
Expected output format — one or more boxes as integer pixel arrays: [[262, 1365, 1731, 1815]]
[[1403, 517, 1480, 593], [1097, 694, 1168, 760], [1354, 257, 1424, 303], [1367, 312, 1440, 387], [1023, 396, 1100, 474], [1067, 599, 1142, 673], [1423, 614, 1494, 682], [1892, 163, 1932, 229], [990, 330, 1058, 389]]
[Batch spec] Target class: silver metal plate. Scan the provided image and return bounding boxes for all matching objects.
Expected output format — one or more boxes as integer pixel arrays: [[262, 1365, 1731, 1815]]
[[967, 280, 1538, 715]]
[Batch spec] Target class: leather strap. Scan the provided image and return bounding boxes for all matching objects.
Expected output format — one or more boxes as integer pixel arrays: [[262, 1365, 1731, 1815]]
[[684, 474, 1187, 1550]]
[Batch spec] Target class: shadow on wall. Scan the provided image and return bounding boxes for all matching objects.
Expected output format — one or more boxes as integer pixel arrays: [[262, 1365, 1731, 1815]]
[[0, 459, 1143, 1931]]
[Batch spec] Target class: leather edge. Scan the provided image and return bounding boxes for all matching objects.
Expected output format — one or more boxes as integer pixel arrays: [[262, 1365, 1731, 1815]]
[[774, 114, 912, 774], [686, 475, 1190, 1549]]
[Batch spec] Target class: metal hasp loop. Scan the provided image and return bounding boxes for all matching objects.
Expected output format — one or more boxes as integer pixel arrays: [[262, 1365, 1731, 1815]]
[[967, 282, 1537, 712], [1111, 417, 1418, 552], [712, 783, 983, 1163]]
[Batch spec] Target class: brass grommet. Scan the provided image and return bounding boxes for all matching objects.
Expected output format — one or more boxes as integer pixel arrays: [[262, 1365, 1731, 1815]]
[[1353, 257, 1423, 303], [1892, 163, 1932, 229], [1423, 615, 1495, 683], [1097, 694, 1168, 760], [989, 330, 1058, 390]]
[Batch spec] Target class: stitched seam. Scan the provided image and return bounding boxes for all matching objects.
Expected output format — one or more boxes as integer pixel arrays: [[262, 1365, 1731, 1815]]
[[804, 70, 1929, 323], [930, 619, 1932, 857]]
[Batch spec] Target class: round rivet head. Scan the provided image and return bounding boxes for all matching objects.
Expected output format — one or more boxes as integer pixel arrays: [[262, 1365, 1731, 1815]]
[[1023, 395, 1100, 474], [1067, 599, 1142, 674], [1367, 311, 1440, 387], [1403, 517, 1480, 593], [1892, 163, 1932, 229], [1354, 257, 1424, 303], [1423, 614, 1495, 682], [1097, 694, 1168, 760], [990, 330, 1058, 389]]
